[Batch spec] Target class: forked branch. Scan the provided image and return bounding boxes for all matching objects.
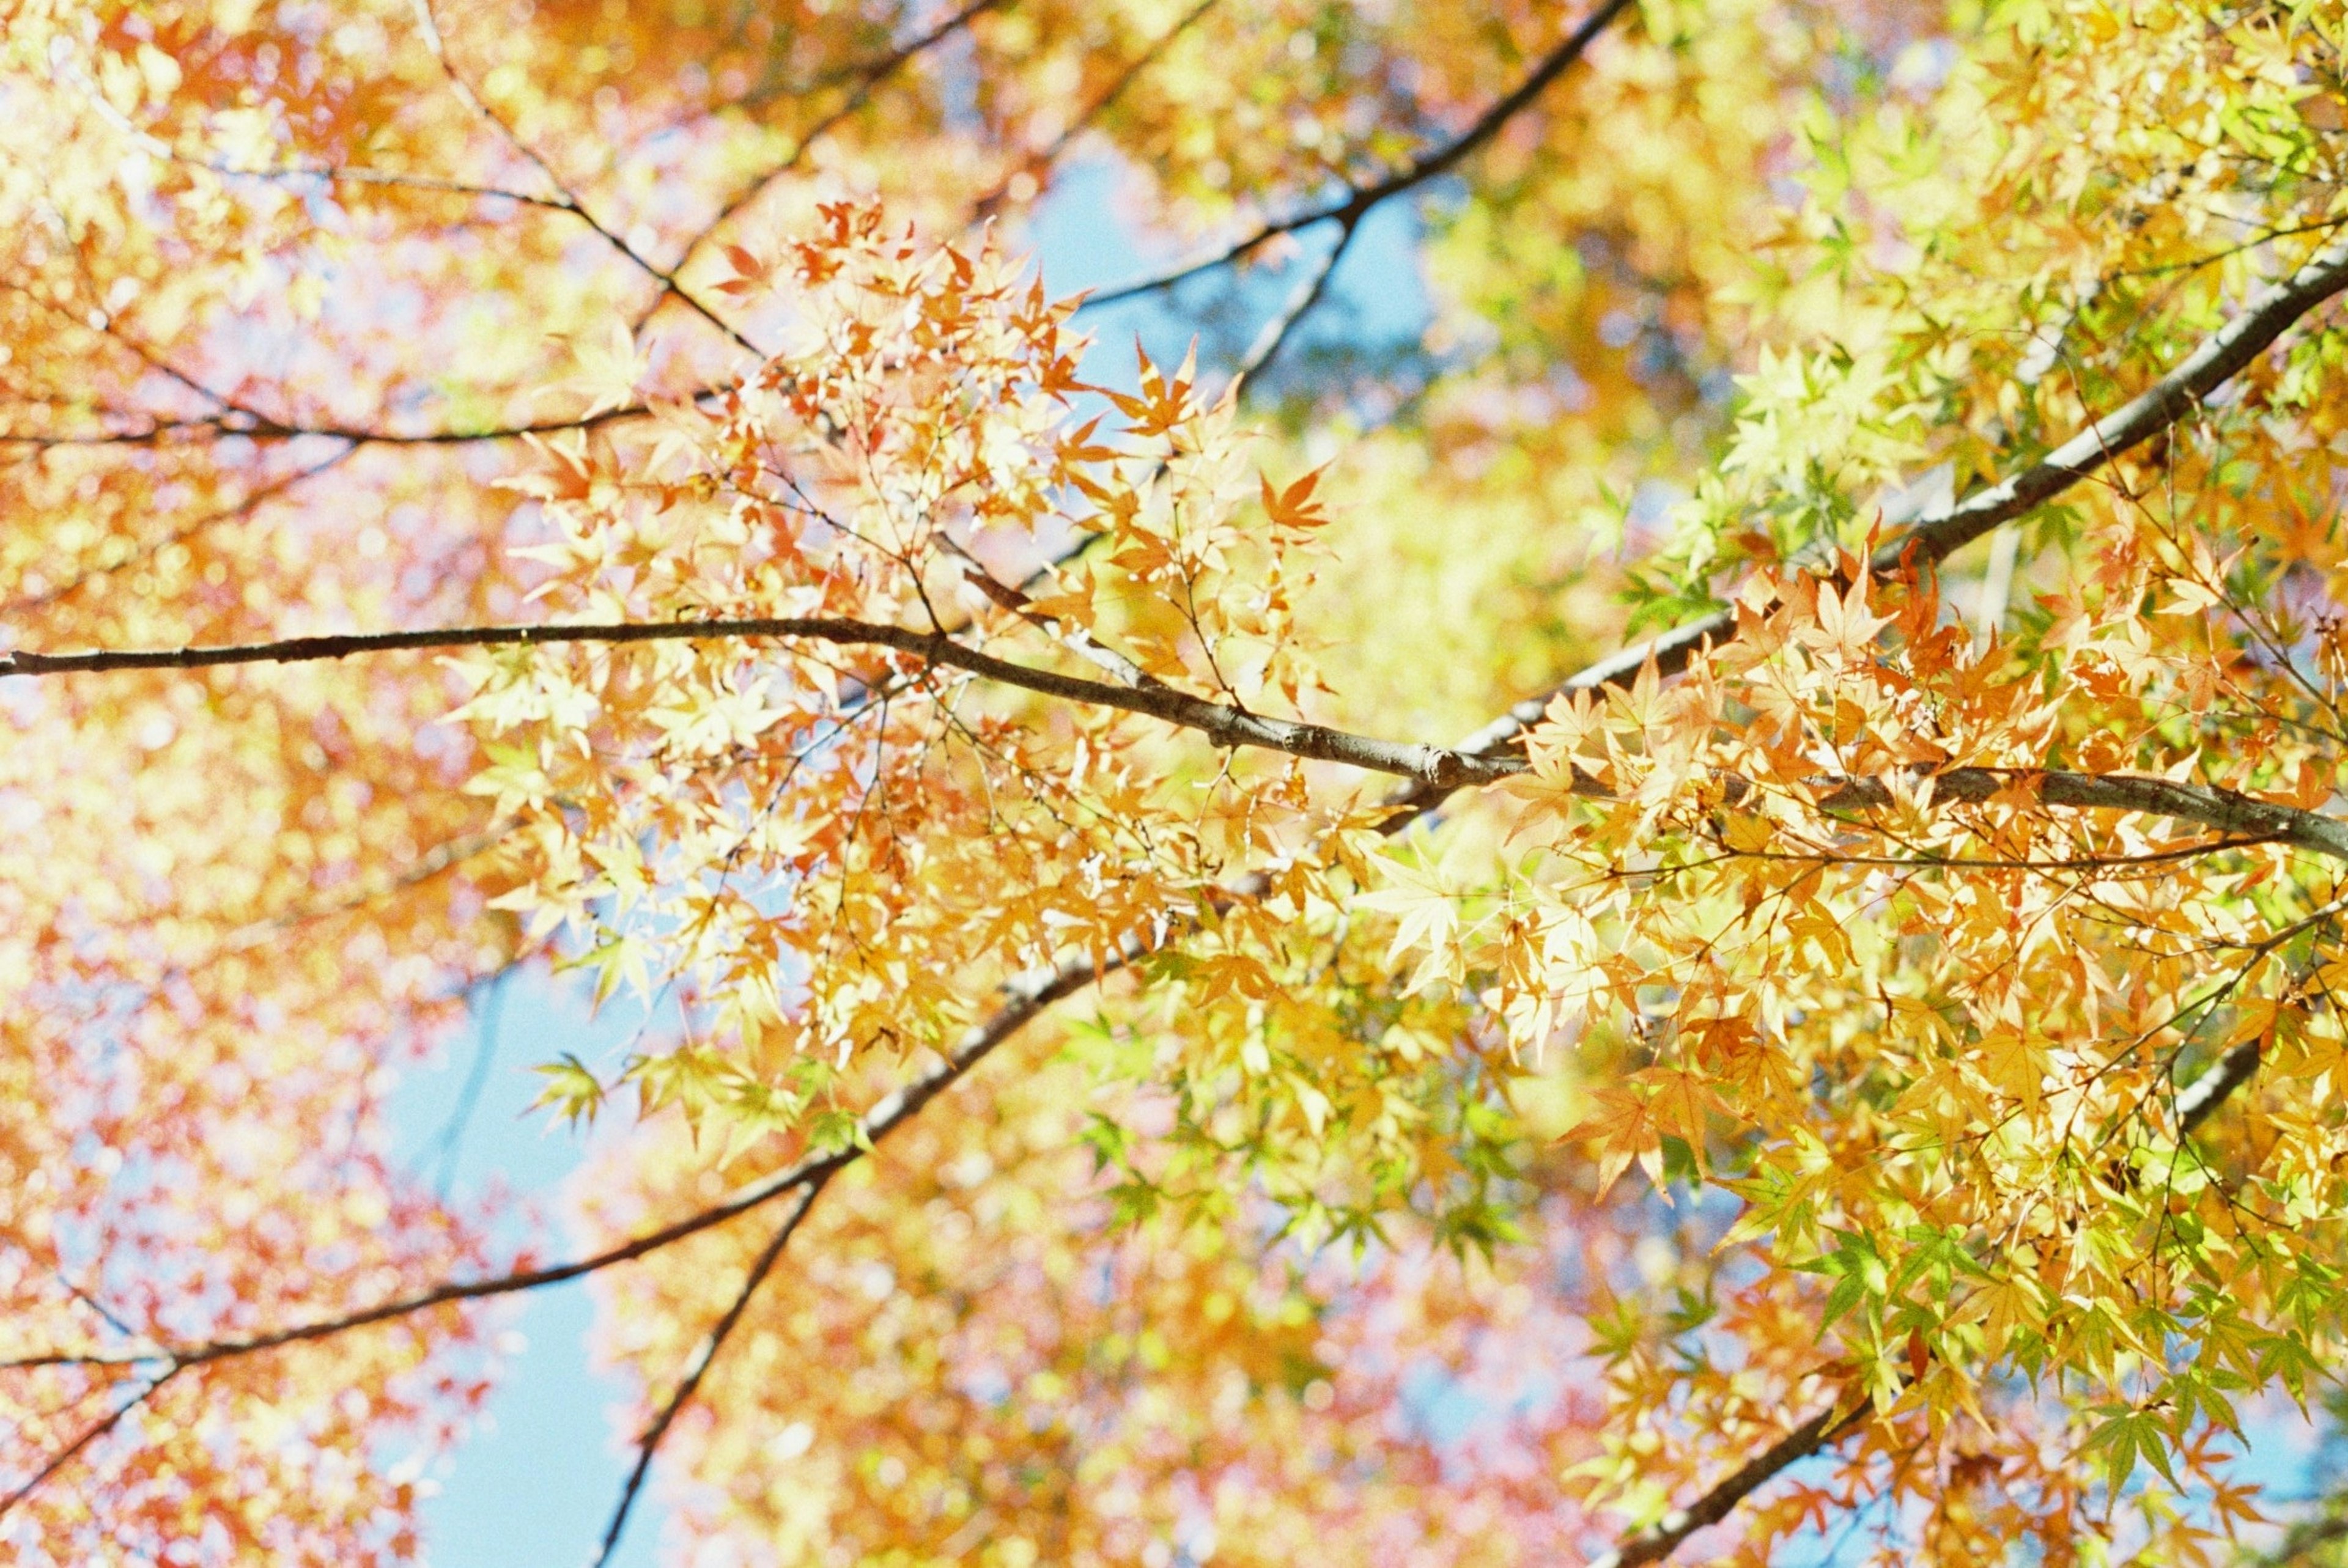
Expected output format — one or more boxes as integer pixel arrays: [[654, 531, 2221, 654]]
[[1084, 0, 1636, 308], [0, 946, 1102, 1375]]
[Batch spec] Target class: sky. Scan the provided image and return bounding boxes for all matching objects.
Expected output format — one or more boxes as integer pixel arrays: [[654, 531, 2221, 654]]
[[388, 972, 668, 1568], [384, 155, 1434, 1568]]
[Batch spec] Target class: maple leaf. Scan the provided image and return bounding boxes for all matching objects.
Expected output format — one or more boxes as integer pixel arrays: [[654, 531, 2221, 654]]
[[1565, 1086, 1661, 1199], [558, 318, 650, 419], [1259, 465, 1331, 537]]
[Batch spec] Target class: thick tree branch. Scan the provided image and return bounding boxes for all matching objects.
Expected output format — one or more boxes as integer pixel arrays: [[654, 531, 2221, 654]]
[[1896, 229, 2348, 568], [1811, 768, 2348, 863], [13, 620, 2348, 863], [0, 613, 1520, 788], [1083, 0, 1634, 309], [2176, 1037, 2264, 1136]]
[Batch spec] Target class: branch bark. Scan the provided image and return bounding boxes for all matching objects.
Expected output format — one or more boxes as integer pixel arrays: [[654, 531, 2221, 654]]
[[1812, 768, 2348, 863], [0, 613, 1522, 789], [1587, 1401, 1867, 1568], [12, 620, 2348, 862]]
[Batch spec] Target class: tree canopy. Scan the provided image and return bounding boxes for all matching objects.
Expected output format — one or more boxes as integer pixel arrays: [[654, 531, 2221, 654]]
[[7, 0, 2348, 1563]]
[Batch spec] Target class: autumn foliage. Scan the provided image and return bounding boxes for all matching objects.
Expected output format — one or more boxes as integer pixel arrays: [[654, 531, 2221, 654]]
[[6, 0, 2348, 1564]]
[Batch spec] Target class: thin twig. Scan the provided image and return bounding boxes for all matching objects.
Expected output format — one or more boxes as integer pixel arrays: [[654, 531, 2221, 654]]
[[0, 403, 660, 450], [589, 1184, 823, 1568], [408, 0, 762, 357], [968, 0, 1225, 221], [432, 969, 508, 1200], [0, 1367, 182, 1521], [177, 160, 572, 212], [1, 444, 356, 614], [636, 0, 1013, 337], [1222, 213, 1362, 393]]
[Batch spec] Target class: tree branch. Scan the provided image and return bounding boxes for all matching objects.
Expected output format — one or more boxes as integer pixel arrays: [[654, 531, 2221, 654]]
[[408, 0, 763, 358], [1376, 226, 2348, 822], [0, 1366, 181, 1522], [589, 1185, 822, 1568], [430, 971, 507, 1201], [969, 0, 1225, 221], [1811, 768, 2348, 863], [0, 613, 1526, 789], [0, 948, 1104, 1374], [637, 0, 1013, 339], [0, 400, 666, 450], [2177, 1037, 2264, 1136], [1223, 213, 1362, 391], [2252, 1511, 2348, 1566], [13, 620, 2348, 861], [1082, 0, 1634, 309], [1897, 229, 2348, 569], [1569, 775, 2347, 1568], [1587, 1401, 1867, 1568], [1, 445, 356, 614], [166, 160, 575, 213]]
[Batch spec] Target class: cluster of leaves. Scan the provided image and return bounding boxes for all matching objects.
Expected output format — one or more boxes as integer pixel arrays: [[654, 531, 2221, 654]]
[[586, 1038, 1622, 1568], [459, 205, 1324, 1108], [9, 0, 2348, 1565], [1369, 4, 2348, 1558]]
